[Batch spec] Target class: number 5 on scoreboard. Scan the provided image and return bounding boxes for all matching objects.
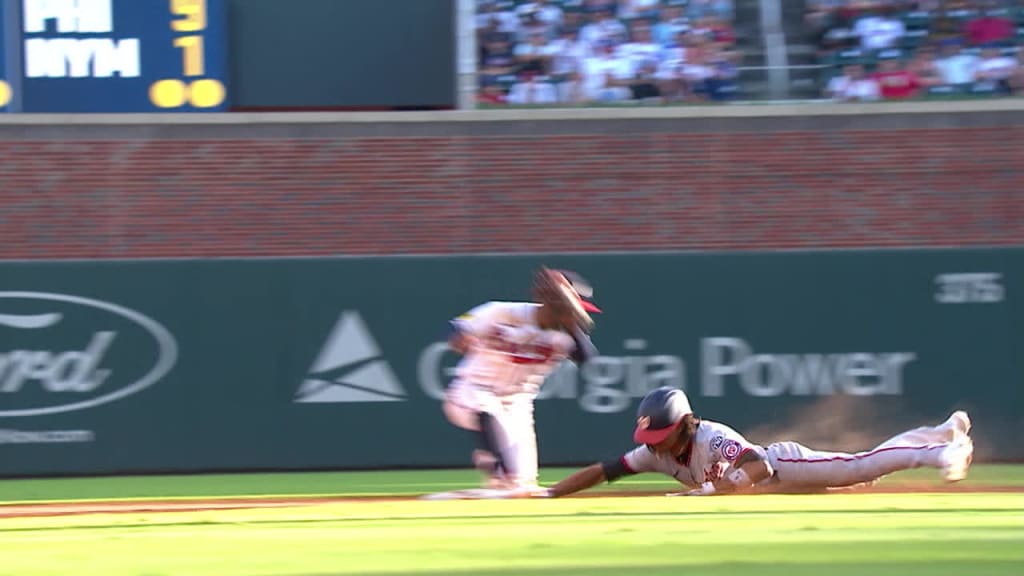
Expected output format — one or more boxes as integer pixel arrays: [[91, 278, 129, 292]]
[[171, 0, 207, 32]]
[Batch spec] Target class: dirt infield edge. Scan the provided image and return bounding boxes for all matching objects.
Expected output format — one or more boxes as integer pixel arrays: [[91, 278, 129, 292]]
[[0, 482, 1020, 519]]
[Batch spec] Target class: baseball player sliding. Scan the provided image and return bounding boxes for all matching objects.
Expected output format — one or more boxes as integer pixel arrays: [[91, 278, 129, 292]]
[[538, 387, 974, 497], [442, 267, 600, 490]]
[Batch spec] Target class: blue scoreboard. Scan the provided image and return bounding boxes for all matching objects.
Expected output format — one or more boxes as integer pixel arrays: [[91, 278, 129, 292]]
[[0, 0, 229, 112], [0, 4, 10, 110]]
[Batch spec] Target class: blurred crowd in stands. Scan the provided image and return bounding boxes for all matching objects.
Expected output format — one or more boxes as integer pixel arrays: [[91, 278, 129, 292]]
[[476, 0, 741, 106], [810, 0, 1024, 100]]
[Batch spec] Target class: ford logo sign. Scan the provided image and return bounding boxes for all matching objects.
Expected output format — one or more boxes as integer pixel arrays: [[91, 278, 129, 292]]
[[0, 292, 178, 417]]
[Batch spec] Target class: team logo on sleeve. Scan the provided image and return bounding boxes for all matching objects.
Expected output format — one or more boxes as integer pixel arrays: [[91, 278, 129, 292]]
[[710, 435, 725, 451], [722, 440, 742, 460]]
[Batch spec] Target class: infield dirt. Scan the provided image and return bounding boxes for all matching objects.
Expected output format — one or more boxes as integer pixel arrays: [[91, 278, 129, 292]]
[[1, 482, 1019, 519]]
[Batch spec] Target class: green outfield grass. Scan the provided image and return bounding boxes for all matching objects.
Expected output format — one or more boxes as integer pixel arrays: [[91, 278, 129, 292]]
[[1, 493, 1022, 576], [2, 466, 1022, 575], [2, 463, 1024, 503]]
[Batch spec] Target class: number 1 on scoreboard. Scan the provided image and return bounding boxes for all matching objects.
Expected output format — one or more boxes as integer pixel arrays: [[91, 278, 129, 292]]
[[170, 0, 207, 77], [174, 35, 205, 76]]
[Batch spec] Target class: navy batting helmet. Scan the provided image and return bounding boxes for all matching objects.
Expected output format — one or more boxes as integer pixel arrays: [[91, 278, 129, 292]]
[[633, 387, 693, 445]]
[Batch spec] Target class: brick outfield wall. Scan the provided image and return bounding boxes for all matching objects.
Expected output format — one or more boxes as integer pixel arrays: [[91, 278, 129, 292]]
[[1, 116, 1023, 259]]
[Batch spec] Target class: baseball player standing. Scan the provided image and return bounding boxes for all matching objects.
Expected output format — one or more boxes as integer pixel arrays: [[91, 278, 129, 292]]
[[539, 387, 974, 497], [443, 267, 600, 490]]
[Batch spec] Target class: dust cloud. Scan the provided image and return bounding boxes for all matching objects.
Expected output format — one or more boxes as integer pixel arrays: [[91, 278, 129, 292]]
[[742, 396, 933, 453]]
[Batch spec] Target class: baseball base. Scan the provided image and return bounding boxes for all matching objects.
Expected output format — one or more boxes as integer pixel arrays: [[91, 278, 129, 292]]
[[419, 488, 518, 501]]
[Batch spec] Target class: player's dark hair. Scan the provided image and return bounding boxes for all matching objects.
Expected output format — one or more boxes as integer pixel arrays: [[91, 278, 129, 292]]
[[678, 413, 700, 445], [644, 413, 701, 454]]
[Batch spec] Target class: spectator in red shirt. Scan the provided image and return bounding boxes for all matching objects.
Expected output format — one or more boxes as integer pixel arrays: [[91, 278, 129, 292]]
[[964, 9, 1015, 46], [871, 58, 923, 99]]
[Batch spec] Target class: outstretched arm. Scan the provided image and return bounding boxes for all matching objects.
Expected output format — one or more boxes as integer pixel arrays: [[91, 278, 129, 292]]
[[545, 453, 645, 498], [546, 463, 607, 498]]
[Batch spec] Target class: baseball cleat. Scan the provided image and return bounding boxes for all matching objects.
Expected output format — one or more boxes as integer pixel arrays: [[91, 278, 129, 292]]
[[420, 488, 517, 500], [938, 410, 972, 441], [939, 436, 974, 483], [950, 410, 971, 436]]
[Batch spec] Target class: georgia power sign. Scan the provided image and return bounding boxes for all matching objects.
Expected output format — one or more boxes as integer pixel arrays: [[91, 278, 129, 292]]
[[0, 292, 178, 418]]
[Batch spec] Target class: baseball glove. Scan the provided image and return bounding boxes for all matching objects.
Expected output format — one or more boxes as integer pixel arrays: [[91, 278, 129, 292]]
[[532, 267, 597, 333]]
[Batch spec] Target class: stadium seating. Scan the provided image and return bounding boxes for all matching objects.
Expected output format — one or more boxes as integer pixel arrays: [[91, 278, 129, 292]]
[[477, 0, 1022, 104], [812, 1, 1024, 100], [476, 0, 739, 106]]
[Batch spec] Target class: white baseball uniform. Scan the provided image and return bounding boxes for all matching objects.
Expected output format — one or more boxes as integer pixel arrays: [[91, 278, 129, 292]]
[[615, 417, 966, 491], [444, 301, 587, 488]]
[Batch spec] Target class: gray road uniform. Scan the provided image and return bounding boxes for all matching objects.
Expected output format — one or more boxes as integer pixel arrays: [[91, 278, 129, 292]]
[[605, 417, 970, 492]]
